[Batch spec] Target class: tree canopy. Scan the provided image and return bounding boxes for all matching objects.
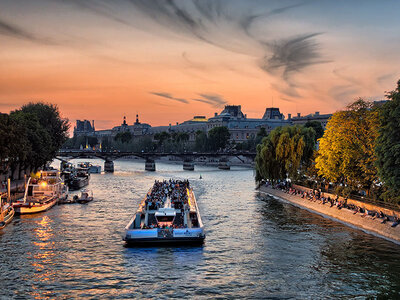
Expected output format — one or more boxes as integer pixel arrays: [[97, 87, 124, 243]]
[[315, 99, 379, 192], [375, 80, 400, 201], [208, 126, 230, 151], [255, 125, 316, 182], [304, 121, 324, 141], [1, 102, 69, 178]]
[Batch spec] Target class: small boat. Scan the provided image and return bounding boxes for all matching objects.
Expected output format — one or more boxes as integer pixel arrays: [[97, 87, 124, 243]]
[[0, 198, 15, 230], [89, 164, 101, 174], [13, 170, 65, 214], [124, 179, 205, 246], [74, 189, 93, 204]]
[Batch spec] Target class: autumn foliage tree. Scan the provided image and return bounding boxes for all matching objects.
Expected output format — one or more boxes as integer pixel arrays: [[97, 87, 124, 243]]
[[315, 99, 379, 193]]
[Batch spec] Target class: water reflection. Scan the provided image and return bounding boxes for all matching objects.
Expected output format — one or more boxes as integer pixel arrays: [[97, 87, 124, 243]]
[[0, 160, 400, 298]]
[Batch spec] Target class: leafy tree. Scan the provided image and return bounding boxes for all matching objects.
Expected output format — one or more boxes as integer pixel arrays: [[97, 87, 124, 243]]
[[195, 131, 208, 152], [255, 125, 315, 182], [0, 114, 27, 176], [315, 99, 379, 193], [19, 102, 69, 158], [375, 80, 400, 202], [304, 121, 324, 141], [114, 131, 132, 144], [10, 111, 51, 174], [208, 126, 230, 151], [257, 127, 268, 138]]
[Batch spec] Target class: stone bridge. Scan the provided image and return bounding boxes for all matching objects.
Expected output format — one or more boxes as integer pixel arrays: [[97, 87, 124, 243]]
[[56, 150, 256, 172]]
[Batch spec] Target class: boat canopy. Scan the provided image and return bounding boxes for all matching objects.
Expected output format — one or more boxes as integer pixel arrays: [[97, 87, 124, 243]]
[[155, 208, 176, 223]]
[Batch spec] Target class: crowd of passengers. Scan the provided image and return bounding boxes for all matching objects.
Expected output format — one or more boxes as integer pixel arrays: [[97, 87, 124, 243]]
[[263, 180, 400, 228], [145, 179, 190, 211]]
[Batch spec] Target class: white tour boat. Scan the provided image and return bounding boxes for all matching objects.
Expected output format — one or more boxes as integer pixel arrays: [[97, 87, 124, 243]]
[[13, 170, 67, 214], [124, 179, 205, 245]]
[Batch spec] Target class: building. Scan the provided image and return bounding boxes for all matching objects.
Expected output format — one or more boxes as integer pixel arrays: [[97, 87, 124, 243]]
[[78, 106, 334, 145], [207, 105, 291, 142], [290, 111, 332, 130], [111, 114, 151, 137], [74, 120, 95, 137]]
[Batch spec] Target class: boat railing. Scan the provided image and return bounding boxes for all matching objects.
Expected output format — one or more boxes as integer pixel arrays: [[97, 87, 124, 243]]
[[191, 189, 204, 228]]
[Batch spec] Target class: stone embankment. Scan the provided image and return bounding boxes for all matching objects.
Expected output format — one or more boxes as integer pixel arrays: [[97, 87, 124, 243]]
[[259, 185, 400, 244]]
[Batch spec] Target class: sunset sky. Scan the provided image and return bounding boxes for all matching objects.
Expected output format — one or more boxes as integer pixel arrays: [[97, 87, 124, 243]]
[[1, 0, 400, 131]]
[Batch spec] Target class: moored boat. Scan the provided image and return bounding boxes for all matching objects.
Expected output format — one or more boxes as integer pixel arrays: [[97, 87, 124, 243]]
[[124, 179, 205, 246], [13, 170, 65, 214], [0, 198, 15, 230], [74, 189, 94, 204], [69, 166, 90, 191]]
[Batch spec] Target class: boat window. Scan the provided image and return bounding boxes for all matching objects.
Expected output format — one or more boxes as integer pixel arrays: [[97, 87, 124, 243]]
[[156, 216, 175, 222]]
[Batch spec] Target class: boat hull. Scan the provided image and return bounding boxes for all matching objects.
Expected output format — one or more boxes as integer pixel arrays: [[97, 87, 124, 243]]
[[13, 198, 57, 215], [124, 227, 205, 246], [124, 237, 205, 246], [0, 206, 15, 229], [69, 177, 89, 191]]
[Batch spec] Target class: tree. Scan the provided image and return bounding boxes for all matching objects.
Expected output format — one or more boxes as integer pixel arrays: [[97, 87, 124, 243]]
[[10, 111, 51, 174], [304, 121, 324, 141], [375, 80, 400, 202], [114, 131, 132, 144], [19, 102, 69, 159], [315, 99, 379, 193], [255, 125, 316, 182], [195, 131, 208, 152], [208, 126, 230, 151]]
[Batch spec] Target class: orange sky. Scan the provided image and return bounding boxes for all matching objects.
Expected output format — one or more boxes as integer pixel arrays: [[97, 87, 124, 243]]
[[1, 0, 400, 132]]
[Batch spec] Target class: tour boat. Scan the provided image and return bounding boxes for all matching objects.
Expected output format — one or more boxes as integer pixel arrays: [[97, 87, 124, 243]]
[[74, 189, 94, 204], [124, 179, 205, 245], [13, 170, 66, 214], [0, 201, 15, 230]]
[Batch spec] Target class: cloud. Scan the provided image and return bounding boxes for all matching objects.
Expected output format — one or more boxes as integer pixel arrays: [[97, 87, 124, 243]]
[[197, 93, 227, 107], [54, 0, 132, 27], [0, 18, 55, 44], [150, 92, 189, 104], [329, 85, 360, 103], [127, 1, 326, 97]]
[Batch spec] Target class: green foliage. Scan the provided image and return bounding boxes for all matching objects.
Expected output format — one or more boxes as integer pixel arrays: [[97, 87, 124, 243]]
[[208, 126, 230, 151], [315, 98, 379, 192], [114, 131, 132, 144], [1, 102, 70, 178], [19, 102, 69, 157], [255, 125, 316, 182], [195, 131, 208, 152], [375, 80, 400, 203], [304, 121, 324, 141]]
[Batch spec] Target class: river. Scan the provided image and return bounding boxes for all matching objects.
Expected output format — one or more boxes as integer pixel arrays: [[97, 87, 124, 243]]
[[1, 159, 400, 299]]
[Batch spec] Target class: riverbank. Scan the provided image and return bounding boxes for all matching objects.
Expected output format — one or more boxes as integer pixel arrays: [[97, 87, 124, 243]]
[[259, 185, 400, 244]]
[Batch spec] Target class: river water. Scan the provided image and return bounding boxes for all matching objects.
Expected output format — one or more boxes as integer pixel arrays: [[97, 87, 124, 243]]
[[1, 159, 400, 299]]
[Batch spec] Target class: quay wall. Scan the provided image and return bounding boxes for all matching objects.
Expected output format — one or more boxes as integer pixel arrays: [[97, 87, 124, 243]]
[[259, 185, 400, 244]]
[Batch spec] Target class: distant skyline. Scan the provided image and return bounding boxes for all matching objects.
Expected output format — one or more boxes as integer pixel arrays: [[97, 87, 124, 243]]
[[1, 0, 399, 130]]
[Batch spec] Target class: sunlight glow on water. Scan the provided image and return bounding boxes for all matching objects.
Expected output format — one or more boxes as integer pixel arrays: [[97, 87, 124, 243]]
[[1, 159, 400, 298]]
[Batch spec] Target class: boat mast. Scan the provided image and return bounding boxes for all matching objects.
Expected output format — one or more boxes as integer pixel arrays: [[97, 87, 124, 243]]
[[23, 177, 32, 203], [0, 195, 3, 222]]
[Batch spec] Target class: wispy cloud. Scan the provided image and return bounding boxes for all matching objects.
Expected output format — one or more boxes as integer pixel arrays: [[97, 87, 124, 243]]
[[193, 93, 227, 107], [127, 0, 325, 96], [0, 18, 55, 44], [150, 92, 189, 104]]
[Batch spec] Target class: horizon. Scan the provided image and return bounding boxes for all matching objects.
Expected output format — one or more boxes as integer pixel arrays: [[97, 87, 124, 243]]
[[1, 0, 399, 130]]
